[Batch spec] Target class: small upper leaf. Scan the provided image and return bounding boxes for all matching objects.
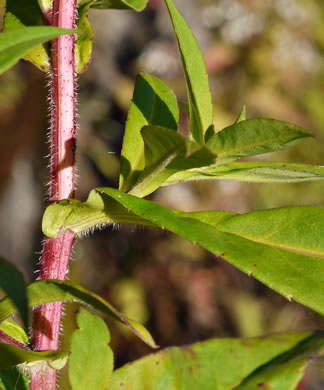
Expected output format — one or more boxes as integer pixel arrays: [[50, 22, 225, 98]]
[[0, 26, 73, 75], [164, 0, 213, 144], [69, 309, 114, 390], [206, 118, 312, 164], [120, 72, 179, 192], [0, 257, 28, 329], [90, 0, 149, 11]]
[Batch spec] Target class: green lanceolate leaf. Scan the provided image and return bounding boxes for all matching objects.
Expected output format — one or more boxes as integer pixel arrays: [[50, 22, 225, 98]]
[[0, 257, 28, 329], [0, 318, 28, 345], [75, 0, 93, 73], [90, 0, 149, 11], [165, 161, 324, 185], [0, 26, 73, 75], [120, 72, 179, 192], [44, 187, 324, 315], [0, 344, 68, 372], [113, 189, 324, 314], [235, 105, 247, 123], [129, 126, 216, 197], [206, 118, 312, 164], [4, 0, 52, 72], [109, 332, 324, 390], [69, 309, 114, 390], [164, 0, 213, 144], [0, 279, 157, 348]]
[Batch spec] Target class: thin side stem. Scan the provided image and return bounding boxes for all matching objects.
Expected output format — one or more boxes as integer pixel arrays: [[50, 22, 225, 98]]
[[30, 0, 77, 389]]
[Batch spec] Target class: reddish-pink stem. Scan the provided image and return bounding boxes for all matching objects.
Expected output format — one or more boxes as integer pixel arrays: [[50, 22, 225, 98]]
[[30, 0, 77, 388], [48, 1, 77, 202]]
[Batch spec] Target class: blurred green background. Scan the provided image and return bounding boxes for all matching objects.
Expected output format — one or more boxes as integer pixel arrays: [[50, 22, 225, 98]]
[[0, 0, 324, 388]]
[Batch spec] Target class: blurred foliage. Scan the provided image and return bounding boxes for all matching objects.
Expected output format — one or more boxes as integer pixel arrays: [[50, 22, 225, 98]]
[[0, 0, 324, 388]]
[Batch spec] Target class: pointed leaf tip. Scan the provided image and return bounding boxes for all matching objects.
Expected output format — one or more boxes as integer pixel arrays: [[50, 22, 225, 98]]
[[164, 0, 213, 143], [235, 105, 247, 123]]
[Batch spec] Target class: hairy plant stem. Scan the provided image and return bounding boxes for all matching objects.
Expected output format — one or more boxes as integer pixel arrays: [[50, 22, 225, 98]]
[[30, 0, 77, 388]]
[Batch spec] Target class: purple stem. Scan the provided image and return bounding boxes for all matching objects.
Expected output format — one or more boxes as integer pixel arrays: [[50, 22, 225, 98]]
[[30, 0, 77, 388]]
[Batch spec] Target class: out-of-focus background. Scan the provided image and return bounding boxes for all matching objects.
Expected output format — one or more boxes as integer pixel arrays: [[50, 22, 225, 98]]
[[1, 0, 324, 387]]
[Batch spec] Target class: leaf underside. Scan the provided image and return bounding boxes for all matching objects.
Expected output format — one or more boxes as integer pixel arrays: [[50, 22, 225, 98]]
[[166, 161, 324, 185]]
